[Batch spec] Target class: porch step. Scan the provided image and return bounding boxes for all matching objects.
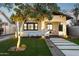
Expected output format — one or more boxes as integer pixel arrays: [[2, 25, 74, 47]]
[[49, 35, 61, 38]]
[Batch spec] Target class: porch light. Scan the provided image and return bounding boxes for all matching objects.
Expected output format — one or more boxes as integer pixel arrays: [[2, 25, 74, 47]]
[[42, 35, 45, 38]]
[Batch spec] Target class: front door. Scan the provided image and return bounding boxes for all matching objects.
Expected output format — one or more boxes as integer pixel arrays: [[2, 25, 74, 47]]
[[47, 24, 53, 30], [47, 23, 59, 36]]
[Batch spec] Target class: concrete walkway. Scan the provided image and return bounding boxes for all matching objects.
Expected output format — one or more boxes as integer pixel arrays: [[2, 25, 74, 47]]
[[0, 35, 14, 42], [50, 38, 79, 56], [45, 39, 65, 56]]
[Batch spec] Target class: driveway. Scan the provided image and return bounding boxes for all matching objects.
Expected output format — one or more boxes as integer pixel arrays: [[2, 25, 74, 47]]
[[0, 35, 14, 42]]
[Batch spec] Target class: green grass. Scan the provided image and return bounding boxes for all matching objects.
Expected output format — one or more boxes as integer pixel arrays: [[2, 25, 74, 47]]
[[66, 38, 79, 45], [67, 38, 79, 45], [0, 37, 52, 56]]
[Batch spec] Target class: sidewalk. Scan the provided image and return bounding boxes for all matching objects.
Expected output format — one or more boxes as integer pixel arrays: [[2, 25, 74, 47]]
[[0, 34, 14, 42], [50, 38, 79, 56]]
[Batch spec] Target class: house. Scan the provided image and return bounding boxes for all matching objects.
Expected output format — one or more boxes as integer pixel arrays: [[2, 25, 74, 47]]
[[0, 11, 16, 35], [21, 12, 72, 38], [64, 11, 79, 38]]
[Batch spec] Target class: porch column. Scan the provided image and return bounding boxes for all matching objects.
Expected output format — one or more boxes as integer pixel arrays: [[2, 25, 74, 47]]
[[41, 21, 45, 30], [41, 20, 46, 38], [63, 22, 67, 38]]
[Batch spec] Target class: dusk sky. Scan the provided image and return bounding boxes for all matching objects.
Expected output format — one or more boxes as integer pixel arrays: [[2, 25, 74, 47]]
[[0, 3, 75, 18], [58, 3, 75, 11]]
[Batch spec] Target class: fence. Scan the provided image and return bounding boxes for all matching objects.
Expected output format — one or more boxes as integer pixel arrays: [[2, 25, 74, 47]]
[[68, 26, 79, 38]]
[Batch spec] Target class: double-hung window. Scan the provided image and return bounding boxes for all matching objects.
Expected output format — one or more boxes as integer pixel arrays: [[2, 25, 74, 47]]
[[24, 23, 38, 30]]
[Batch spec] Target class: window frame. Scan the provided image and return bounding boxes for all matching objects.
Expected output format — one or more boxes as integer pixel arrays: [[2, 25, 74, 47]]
[[59, 24, 63, 31], [47, 24, 53, 30], [23, 22, 38, 31]]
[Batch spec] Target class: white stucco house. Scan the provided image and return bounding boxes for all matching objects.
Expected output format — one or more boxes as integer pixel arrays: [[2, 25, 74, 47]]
[[21, 12, 72, 38], [0, 11, 16, 35]]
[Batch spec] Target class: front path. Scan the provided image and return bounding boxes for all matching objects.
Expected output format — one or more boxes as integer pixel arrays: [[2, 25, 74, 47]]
[[0, 34, 14, 42], [50, 38, 79, 56]]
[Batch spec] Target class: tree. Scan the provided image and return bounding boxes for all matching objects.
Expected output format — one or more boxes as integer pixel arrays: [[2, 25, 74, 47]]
[[33, 3, 60, 20], [73, 4, 79, 25], [10, 3, 60, 50], [3, 3, 13, 11], [11, 13, 24, 50], [10, 3, 33, 50], [28, 3, 60, 37]]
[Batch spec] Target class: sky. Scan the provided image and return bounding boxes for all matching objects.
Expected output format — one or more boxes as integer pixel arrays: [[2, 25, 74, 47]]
[[0, 3, 75, 18], [58, 3, 75, 11]]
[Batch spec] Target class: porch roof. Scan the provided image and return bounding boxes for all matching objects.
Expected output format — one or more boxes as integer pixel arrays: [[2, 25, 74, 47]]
[[52, 12, 73, 20]]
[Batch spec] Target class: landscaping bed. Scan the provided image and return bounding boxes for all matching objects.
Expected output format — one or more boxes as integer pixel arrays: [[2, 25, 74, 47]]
[[0, 37, 51, 56]]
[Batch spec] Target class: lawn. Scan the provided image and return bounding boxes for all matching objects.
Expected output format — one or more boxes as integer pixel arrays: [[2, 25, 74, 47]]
[[68, 38, 79, 45], [0, 37, 52, 56]]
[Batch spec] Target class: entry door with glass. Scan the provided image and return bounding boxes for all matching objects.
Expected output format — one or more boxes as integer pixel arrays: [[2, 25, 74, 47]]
[[47, 24, 53, 30]]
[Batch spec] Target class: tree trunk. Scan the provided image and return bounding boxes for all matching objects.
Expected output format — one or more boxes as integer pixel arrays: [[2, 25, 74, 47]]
[[16, 21, 21, 49], [20, 21, 24, 37], [16, 21, 24, 50]]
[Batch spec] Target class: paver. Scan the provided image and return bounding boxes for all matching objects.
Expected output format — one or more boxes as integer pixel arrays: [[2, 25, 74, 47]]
[[57, 46, 79, 49], [50, 38, 79, 56], [50, 39, 68, 42], [54, 42, 77, 46], [50, 38, 68, 40], [51, 41, 70, 43], [61, 50, 79, 56]]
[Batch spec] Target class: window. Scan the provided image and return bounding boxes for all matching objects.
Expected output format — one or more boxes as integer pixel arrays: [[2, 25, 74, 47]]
[[35, 24, 38, 30], [24, 23, 38, 30], [47, 24, 52, 30], [59, 24, 63, 31], [24, 24, 27, 30], [28, 24, 33, 30]]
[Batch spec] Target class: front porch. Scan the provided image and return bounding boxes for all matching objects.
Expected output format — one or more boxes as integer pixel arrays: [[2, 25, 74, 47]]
[[21, 20, 67, 38]]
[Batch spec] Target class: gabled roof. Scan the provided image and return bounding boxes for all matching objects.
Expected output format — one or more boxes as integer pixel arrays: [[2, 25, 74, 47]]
[[52, 11, 73, 20], [0, 11, 13, 24]]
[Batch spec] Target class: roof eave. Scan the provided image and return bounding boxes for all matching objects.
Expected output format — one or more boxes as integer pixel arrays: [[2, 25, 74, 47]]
[[52, 11, 73, 20]]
